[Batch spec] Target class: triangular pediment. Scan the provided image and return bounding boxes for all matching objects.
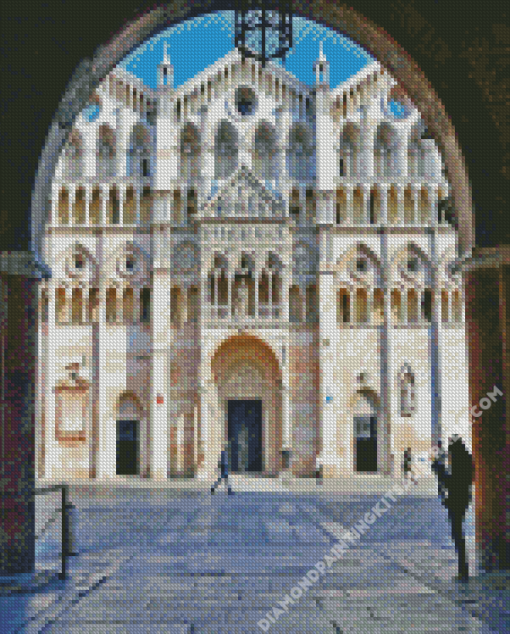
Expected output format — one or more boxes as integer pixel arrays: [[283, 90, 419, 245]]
[[202, 166, 285, 219]]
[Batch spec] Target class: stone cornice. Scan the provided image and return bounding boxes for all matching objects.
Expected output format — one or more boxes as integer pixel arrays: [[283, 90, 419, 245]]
[[449, 246, 510, 275], [0, 251, 52, 280]]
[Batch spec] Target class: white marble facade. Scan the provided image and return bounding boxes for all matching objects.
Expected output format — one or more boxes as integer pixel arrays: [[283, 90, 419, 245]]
[[36, 45, 470, 481]]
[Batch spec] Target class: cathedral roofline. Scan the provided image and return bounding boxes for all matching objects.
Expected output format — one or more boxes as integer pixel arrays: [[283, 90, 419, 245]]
[[104, 66, 156, 100], [172, 47, 310, 101], [330, 60, 391, 98]]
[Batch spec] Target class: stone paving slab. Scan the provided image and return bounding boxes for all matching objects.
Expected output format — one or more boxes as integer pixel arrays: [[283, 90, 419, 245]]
[[2, 489, 501, 634]]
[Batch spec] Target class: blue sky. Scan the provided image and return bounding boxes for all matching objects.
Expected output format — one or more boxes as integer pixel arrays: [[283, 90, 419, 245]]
[[118, 11, 374, 90]]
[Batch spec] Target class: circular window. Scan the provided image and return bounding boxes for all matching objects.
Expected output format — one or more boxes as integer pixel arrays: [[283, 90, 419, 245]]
[[235, 86, 257, 116]]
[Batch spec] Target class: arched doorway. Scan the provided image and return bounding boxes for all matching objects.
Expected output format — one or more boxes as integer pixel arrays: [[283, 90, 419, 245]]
[[209, 334, 282, 477], [115, 392, 144, 476], [352, 390, 380, 472]]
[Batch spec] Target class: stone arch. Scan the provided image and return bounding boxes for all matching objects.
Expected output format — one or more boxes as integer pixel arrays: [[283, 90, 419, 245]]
[[287, 123, 313, 182], [214, 120, 238, 180], [128, 122, 151, 178], [209, 333, 283, 476], [350, 388, 382, 473], [114, 390, 147, 477], [339, 121, 360, 178], [253, 121, 277, 181], [180, 121, 201, 183]]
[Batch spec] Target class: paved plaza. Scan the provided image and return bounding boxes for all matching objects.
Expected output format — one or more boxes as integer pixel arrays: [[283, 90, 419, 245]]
[[1, 478, 508, 633]]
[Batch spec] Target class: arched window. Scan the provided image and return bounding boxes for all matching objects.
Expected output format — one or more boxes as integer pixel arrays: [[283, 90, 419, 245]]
[[408, 122, 426, 179], [407, 288, 419, 323], [375, 123, 398, 179], [97, 124, 116, 180], [123, 287, 134, 324], [72, 187, 86, 225], [56, 287, 68, 323], [306, 284, 317, 323], [339, 123, 359, 178], [215, 121, 238, 180], [128, 124, 151, 178], [400, 369, 416, 417], [63, 130, 83, 181], [187, 286, 199, 323], [337, 288, 350, 324], [106, 288, 117, 323], [71, 288, 83, 324], [336, 188, 347, 224], [289, 285, 303, 323], [355, 288, 368, 323], [170, 286, 183, 327], [180, 123, 200, 183], [353, 392, 378, 472], [140, 287, 151, 323], [452, 289, 462, 322], [288, 124, 312, 182], [58, 188, 70, 225], [253, 122, 276, 181]]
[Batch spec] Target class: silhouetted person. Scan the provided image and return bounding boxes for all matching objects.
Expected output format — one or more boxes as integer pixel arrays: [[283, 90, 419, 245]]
[[436, 439, 447, 502], [403, 447, 418, 485], [211, 443, 234, 495], [431, 436, 474, 581]]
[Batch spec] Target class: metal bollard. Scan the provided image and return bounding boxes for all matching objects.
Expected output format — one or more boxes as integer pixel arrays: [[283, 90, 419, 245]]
[[65, 500, 79, 557]]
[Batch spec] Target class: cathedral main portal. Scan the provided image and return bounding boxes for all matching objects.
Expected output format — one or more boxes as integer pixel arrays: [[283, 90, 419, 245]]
[[228, 400, 263, 473]]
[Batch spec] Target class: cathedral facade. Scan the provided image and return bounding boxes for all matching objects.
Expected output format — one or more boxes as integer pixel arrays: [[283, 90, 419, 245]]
[[36, 45, 470, 481]]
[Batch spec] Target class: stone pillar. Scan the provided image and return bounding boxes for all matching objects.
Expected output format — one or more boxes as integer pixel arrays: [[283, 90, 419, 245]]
[[100, 185, 108, 225], [412, 185, 419, 225], [380, 185, 388, 226], [68, 184, 76, 226], [135, 188, 141, 226], [227, 272, 232, 318], [428, 185, 439, 228], [44, 279, 58, 478], [0, 251, 44, 576], [95, 281, 115, 478], [116, 286, 123, 325], [150, 269, 168, 479], [318, 269, 340, 477], [200, 105, 213, 206], [362, 184, 370, 224], [82, 286, 89, 324], [116, 107, 128, 179], [428, 230, 442, 447], [254, 269, 259, 319], [380, 233, 393, 475], [268, 271, 273, 317], [118, 186, 125, 226], [463, 254, 510, 571], [83, 129, 96, 180], [346, 186, 354, 225], [397, 185, 405, 226]]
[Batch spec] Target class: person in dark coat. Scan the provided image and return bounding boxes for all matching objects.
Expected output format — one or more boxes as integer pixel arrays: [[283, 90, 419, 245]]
[[431, 436, 474, 581], [211, 442, 234, 495]]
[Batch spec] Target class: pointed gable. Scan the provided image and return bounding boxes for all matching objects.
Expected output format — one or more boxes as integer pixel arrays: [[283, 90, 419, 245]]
[[202, 165, 284, 219]]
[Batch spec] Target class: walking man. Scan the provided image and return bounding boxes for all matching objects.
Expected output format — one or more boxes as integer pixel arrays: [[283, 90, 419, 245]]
[[211, 442, 234, 495], [431, 435, 474, 581]]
